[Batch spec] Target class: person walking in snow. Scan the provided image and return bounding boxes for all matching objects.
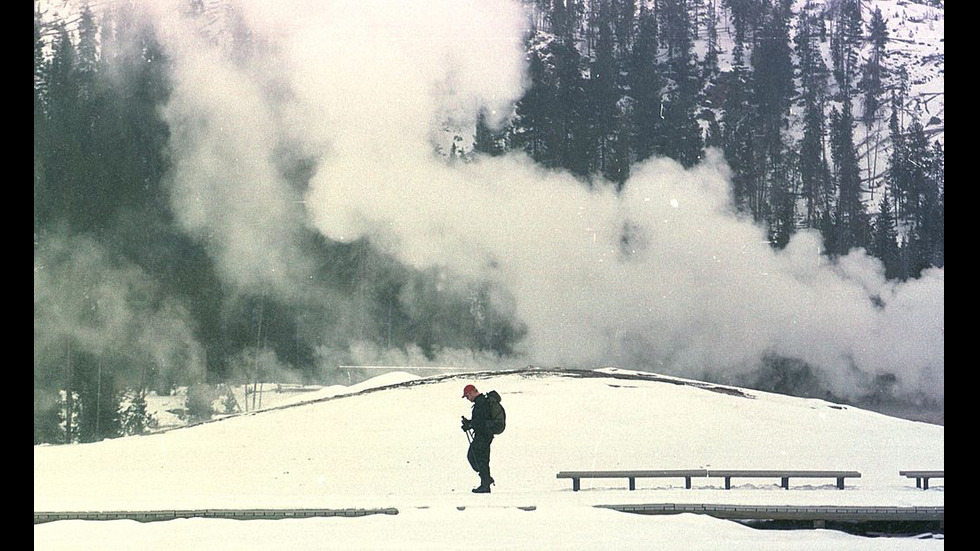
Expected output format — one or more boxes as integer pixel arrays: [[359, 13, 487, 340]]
[[461, 384, 494, 493]]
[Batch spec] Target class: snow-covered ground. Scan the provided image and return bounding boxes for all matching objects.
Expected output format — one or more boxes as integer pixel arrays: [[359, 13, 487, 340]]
[[34, 368, 944, 549], [138, 371, 424, 431]]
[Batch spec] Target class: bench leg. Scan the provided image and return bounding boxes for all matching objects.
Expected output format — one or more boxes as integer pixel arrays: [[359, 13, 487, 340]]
[[923, 478, 929, 490], [725, 477, 731, 490], [837, 477, 844, 490], [629, 477, 635, 491], [685, 477, 691, 489], [572, 478, 580, 492], [916, 478, 922, 489], [781, 477, 789, 490]]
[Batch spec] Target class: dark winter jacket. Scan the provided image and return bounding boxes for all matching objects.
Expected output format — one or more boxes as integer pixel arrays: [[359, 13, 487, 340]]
[[469, 393, 493, 439]]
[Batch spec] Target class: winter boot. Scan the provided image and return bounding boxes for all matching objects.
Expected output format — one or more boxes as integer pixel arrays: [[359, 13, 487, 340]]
[[472, 474, 492, 493]]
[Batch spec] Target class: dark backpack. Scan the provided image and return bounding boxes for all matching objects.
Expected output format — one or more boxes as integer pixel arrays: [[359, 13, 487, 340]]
[[486, 390, 506, 435]]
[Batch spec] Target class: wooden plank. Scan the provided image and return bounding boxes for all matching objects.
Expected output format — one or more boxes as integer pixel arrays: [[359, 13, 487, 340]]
[[557, 470, 708, 491], [557, 469, 861, 491], [900, 470, 944, 477], [557, 469, 707, 478], [556, 469, 860, 479], [708, 470, 860, 478]]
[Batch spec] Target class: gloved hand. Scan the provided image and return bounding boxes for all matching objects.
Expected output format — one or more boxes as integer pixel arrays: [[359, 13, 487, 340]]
[[460, 416, 472, 431]]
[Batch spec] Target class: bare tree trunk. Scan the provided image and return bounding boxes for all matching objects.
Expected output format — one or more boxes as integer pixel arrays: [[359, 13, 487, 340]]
[[252, 299, 264, 412], [95, 354, 103, 438], [65, 339, 73, 444], [871, 117, 883, 201]]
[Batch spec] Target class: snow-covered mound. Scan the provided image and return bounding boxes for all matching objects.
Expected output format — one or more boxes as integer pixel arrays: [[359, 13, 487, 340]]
[[33, 368, 946, 549], [35, 368, 943, 511]]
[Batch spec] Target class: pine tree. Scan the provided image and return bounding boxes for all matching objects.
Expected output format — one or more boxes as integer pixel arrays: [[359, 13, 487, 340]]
[[630, 3, 665, 163], [901, 122, 942, 274], [73, 356, 123, 443], [75, 4, 115, 233], [554, 32, 593, 177], [818, 209, 838, 262], [45, 23, 83, 228], [41, 8, 123, 236], [511, 26, 592, 177], [605, 99, 633, 188], [925, 140, 944, 268], [659, 0, 704, 167], [702, 0, 721, 78], [829, 103, 870, 254], [659, 0, 691, 60], [102, 3, 173, 215], [871, 188, 901, 280], [721, 64, 760, 216], [121, 388, 154, 436], [510, 33, 554, 163], [751, 3, 793, 151], [549, 0, 583, 39], [905, 120, 930, 228], [799, 103, 831, 226], [724, 0, 762, 65], [612, 0, 637, 57], [887, 92, 911, 220], [76, 4, 100, 101], [831, 0, 863, 96], [796, 5, 832, 227], [591, 3, 624, 181], [768, 165, 797, 249], [750, 2, 794, 227], [861, 7, 889, 125]]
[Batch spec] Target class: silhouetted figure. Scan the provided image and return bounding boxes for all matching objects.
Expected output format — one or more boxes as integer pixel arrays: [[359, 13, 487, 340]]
[[461, 384, 494, 493]]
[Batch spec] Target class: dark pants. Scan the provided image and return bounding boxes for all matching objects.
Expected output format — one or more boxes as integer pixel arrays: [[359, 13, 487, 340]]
[[467, 435, 493, 484]]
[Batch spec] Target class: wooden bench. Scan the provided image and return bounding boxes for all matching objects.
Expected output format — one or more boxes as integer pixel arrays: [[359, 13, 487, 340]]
[[557, 470, 707, 491], [557, 469, 861, 491], [900, 470, 944, 490], [707, 470, 861, 490]]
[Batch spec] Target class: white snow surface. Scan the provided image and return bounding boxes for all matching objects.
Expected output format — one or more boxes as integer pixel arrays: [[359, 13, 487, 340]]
[[35, 369, 944, 549]]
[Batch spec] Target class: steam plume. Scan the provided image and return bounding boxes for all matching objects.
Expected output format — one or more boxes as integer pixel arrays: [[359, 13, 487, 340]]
[[145, 0, 943, 406]]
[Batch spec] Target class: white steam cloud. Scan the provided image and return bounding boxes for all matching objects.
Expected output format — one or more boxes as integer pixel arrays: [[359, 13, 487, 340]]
[[33, 234, 205, 388], [147, 0, 943, 404]]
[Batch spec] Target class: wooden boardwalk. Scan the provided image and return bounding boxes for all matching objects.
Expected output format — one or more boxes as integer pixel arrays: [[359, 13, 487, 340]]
[[598, 503, 944, 527], [35, 503, 943, 526], [34, 508, 399, 524]]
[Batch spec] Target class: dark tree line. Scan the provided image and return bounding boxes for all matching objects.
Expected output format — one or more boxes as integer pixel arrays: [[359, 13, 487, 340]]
[[35, 3, 177, 444], [493, 0, 942, 276]]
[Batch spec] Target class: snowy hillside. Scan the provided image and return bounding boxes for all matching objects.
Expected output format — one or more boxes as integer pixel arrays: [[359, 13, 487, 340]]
[[873, 0, 944, 136], [802, 0, 943, 135], [804, 0, 944, 195], [35, 368, 944, 549]]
